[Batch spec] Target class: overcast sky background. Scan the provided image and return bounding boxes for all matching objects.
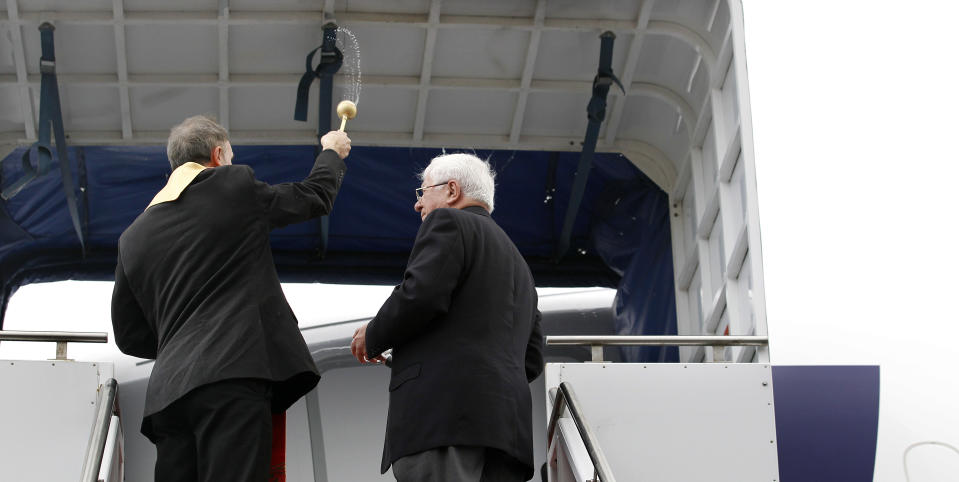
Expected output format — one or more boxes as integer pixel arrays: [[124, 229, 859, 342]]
[[742, 1, 959, 480], [2, 1, 958, 481]]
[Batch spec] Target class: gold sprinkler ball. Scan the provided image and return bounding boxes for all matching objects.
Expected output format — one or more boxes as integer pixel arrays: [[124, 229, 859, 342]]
[[337, 100, 357, 120]]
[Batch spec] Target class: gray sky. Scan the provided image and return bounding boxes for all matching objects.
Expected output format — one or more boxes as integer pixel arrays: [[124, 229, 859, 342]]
[[3, 1, 959, 480], [743, 1, 959, 480]]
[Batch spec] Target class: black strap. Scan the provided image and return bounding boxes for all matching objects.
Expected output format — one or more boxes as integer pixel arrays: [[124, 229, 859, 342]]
[[294, 23, 342, 258], [1, 23, 85, 253], [553, 31, 623, 262], [293, 23, 343, 126]]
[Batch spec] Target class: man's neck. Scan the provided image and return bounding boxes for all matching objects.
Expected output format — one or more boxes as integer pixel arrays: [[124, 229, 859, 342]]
[[451, 200, 489, 212]]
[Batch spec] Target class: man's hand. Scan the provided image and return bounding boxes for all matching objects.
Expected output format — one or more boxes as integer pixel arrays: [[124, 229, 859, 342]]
[[321, 131, 351, 159], [350, 323, 384, 364]]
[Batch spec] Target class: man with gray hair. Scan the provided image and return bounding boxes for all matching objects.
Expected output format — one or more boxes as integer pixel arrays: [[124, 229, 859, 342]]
[[351, 152, 544, 481], [112, 115, 351, 481]]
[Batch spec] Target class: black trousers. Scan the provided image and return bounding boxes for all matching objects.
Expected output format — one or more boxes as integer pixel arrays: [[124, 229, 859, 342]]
[[149, 378, 273, 482]]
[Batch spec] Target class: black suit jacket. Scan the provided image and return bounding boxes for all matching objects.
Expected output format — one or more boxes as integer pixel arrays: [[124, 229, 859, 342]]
[[111, 150, 346, 439], [365, 205, 544, 478]]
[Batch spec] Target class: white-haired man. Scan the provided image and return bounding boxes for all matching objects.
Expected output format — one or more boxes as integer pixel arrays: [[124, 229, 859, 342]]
[[351, 153, 544, 481]]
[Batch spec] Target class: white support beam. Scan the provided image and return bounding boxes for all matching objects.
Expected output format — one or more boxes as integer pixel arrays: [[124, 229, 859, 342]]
[[112, 0, 132, 139], [706, 0, 722, 32], [714, 22, 735, 89], [217, 0, 229, 129], [718, 123, 741, 182], [7, 0, 36, 140], [615, 139, 676, 192], [604, 0, 655, 145], [696, 188, 719, 240], [725, 223, 748, 280], [685, 53, 702, 94], [647, 20, 716, 84], [43, 129, 676, 155], [690, 91, 712, 146], [412, 0, 440, 143], [508, 0, 545, 144], [678, 245, 698, 291], [687, 147, 716, 309], [670, 151, 692, 202], [728, 0, 768, 359], [630, 82, 696, 136], [323, 0, 335, 23], [704, 283, 726, 335]]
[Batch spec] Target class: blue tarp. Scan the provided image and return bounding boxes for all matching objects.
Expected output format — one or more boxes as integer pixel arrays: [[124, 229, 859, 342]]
[[0, 145, 677, 361]]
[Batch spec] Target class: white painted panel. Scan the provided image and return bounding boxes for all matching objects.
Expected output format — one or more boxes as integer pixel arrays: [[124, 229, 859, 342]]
[[432, 28, 529, 80], [442, 0, 538, 17], [124, 0, 217, 11], [722, 62, 740, 137], [709, 218, 724, 299], [335, 24, 426, 78], [314, 365, 394, 481], [230, 25, 329, 74], [335, 85, 418, 133], [339, 0, 431, 15], [545, 363, 779, 482], [545, 0, 641, 20], [61, 85, 121, 131], [736, 254, 755, 335], [534, 30, 630, 82], [18, 0, 110, 12], [125, 25, 218, 75], [702, 120, 717, 194], [0, 360, 105, 482], [0, 86, 25, 130], [688, 266, 703, 334], [20, 24, 116, 75], [618, 95, 688, 161], [0, 24, 15, 75], [651, 1, 712, 37], [728, 151, 746, 233], [424, 89, 516, 136], [708, 0, 732, 50], [130, 86, 218, 130], [309, 364, 548, 481], [231, 86, 315, 132], [284, 395, 315, 482], [682, 179, 696, 254], [523, 91, 590, 138], [632, 35, 701, 100]]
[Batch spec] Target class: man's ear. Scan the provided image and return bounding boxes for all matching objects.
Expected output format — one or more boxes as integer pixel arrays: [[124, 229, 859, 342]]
[[207, 146, 223, 167], [447, 180, 462, 204]]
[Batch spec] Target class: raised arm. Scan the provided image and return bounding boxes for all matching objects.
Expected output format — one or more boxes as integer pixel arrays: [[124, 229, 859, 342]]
[[253, 131, 350, 229]]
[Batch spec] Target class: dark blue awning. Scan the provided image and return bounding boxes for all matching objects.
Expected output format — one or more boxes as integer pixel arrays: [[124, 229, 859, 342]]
[[1, 145, 677, 362]]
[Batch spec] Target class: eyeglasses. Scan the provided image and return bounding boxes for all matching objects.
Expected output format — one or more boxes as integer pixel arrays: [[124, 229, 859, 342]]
[[415, 181, 449, 200]]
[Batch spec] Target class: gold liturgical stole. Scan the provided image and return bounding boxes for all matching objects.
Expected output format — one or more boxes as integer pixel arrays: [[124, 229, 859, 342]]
[[146, 162, 207, 209]]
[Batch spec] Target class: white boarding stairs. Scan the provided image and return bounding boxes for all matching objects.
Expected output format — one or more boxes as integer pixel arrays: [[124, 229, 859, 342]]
[[545, 336, 780, 482], [0, 331, 123, 482]]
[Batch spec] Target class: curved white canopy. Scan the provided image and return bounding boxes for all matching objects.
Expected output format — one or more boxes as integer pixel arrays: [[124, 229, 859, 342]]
[[1, 0, 748, 192]]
